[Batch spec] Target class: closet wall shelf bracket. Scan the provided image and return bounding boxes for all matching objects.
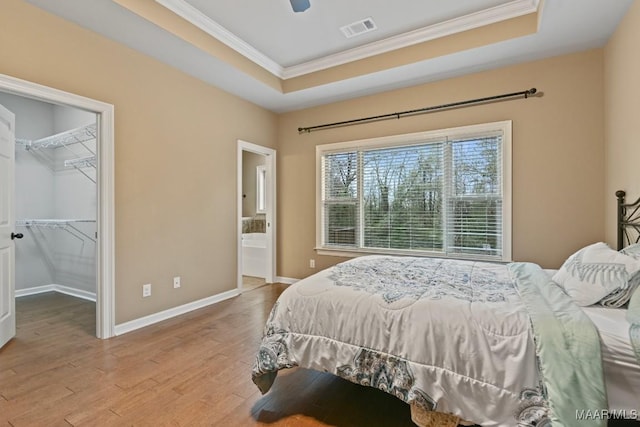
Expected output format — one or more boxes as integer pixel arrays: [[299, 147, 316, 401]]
[[64, 155, 97, 183], [64, 155, 96, 169]]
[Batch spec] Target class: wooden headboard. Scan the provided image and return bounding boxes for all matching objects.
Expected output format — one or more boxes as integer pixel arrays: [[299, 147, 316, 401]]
[[616, 190, 640, 250]]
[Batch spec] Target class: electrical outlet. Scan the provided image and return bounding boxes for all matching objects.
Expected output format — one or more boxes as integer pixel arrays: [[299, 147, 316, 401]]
[[142, 283, 151, 297], [173, 276, 181, 288], [309, 259, 315, 268]]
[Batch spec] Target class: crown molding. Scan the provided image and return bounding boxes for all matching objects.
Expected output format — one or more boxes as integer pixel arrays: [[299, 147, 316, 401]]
[[155, 0, 539, 80], [154, 0, 284, 77], [283, 0, 540, 78]]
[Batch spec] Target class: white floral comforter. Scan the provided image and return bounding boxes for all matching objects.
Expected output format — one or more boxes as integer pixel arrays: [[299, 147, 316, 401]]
[[251, 255, 603, 426]]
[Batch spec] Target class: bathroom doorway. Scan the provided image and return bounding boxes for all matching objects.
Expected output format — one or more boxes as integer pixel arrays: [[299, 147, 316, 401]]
[[237, 140, 276, 292]]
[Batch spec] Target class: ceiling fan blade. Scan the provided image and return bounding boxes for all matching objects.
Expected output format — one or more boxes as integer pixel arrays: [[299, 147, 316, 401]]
[[290, 0, 310, 13]]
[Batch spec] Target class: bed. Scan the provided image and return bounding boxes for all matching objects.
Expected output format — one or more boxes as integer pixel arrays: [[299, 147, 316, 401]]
[[251, 191, 640, 427]]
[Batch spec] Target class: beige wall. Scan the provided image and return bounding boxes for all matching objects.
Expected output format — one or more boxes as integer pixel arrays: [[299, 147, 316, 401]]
[[0, 0, 277, 323], [604, 1, 640, 248], [278, 49, 605, 278]]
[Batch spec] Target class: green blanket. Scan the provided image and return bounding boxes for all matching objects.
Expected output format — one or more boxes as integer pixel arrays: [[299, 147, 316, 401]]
[[627, 286, 640, 363], [509, 262, 607, 427]]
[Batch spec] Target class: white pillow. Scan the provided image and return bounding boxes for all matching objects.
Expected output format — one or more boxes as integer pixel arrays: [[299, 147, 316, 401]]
[[621, 242, 640, 259], [552, 242, 640, 306]]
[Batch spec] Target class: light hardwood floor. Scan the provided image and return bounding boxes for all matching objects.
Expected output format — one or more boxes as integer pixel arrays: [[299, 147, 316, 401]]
[[0, 287, 419, 426], [242, 276, 267, 292]]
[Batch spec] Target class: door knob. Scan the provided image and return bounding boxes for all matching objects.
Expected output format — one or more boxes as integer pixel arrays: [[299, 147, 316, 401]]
[[11, 232, 23, 240]]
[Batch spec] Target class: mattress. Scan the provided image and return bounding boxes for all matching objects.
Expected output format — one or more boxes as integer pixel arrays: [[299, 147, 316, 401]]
[[582, 306, 640, 411]]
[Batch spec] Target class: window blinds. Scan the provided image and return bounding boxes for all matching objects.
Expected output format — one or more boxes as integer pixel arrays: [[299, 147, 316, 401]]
[[323, 151, 358, 247], [320, 130, 504, 260], [448, 135, 502, 257]]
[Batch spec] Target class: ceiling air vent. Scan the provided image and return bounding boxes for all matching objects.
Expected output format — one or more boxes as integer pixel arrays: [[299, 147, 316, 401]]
[[340, 18, 377, 38]]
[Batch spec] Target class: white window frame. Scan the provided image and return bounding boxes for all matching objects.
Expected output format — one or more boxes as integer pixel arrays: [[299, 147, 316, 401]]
[[315, 121, 512, 262]]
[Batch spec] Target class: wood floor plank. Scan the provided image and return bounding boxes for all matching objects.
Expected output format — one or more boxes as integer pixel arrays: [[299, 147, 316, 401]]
[[0, 383, 75, 424], [38, 383, 123, 425], [67, 409, 122, 427], [77, 380, 158, 422], [0, 363, 77, 400]]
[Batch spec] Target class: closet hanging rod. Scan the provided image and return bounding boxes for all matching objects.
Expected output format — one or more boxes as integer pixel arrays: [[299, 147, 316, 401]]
[[297, 87, 538, 134]]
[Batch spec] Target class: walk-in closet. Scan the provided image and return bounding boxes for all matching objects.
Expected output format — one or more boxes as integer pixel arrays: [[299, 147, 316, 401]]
[[0, 92, 97, 327]]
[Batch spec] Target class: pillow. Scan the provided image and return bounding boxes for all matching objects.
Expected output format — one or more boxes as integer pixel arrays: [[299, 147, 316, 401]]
[[609, 243, 640, 307], [621, 242, 640, 259], [552, 242, 640, 306], [598, 280, 640, 307]]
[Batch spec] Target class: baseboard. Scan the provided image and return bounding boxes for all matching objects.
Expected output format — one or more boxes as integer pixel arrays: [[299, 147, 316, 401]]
[[15, 285, 56, 298], [275, 276, 298, 285], [114, 288, 241, 336], [54, 285, 97, 302], [15, 284, 96, 302]]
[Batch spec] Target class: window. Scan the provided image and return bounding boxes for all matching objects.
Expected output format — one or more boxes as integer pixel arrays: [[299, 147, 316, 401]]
[[316, 121, 511, 261]]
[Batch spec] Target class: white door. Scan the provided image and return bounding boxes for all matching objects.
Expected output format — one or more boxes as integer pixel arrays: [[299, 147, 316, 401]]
[[0, 104, 16, 349], [237, 141, 277, 290]]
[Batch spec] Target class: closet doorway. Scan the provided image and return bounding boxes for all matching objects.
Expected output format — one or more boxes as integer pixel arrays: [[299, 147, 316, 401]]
[[1, 91, 98, 326], [237, 140, 276, 292], [0, 74, 114, 341]]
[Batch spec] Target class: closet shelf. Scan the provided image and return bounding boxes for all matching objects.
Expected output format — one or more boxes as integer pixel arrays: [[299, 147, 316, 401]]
[[16, 219, 95, 225], [16, 123, 97, 151], [16, 123, 97, 184], [16, 219, 96, 243]]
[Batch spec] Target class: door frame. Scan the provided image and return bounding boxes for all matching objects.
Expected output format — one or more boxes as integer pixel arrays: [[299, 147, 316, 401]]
[[237, 140, 276, 290], [0, 73, 115, 339]]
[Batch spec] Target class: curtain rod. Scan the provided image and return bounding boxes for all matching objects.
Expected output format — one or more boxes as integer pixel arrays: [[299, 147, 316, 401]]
[[298, 87, 538, 134]]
